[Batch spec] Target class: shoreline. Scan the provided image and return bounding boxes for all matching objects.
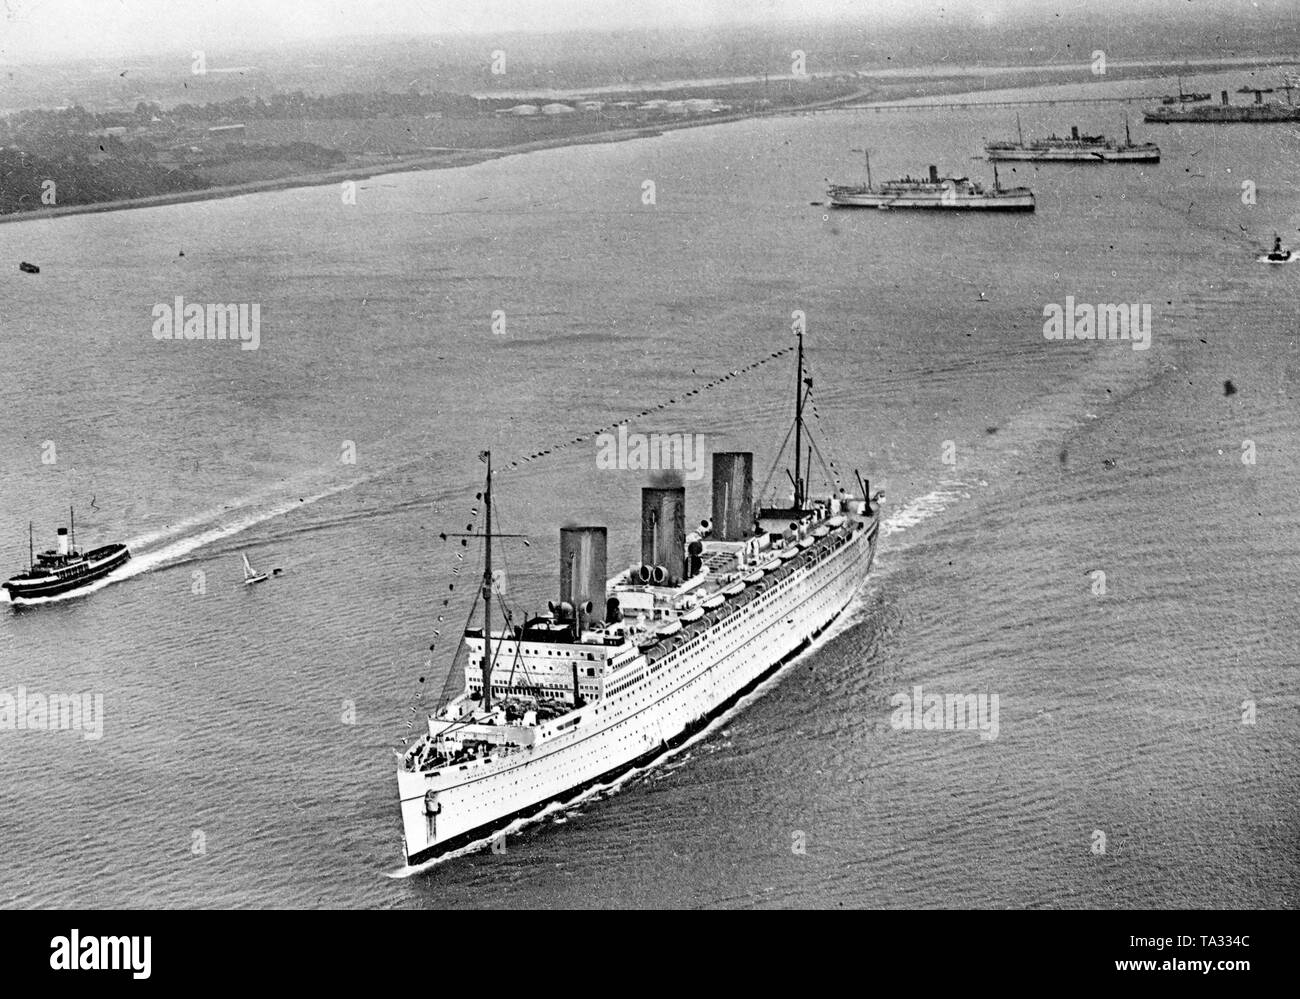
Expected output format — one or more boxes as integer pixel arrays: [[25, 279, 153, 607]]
[[0, 56, 1281, 228], [2, 101, 842, 227]]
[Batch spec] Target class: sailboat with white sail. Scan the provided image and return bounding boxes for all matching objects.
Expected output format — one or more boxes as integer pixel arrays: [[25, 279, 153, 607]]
[[242, 553, 268, 586]]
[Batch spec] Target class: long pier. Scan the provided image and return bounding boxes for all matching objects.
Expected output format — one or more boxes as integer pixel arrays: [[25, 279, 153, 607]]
[[814, 94, 1180, 112]]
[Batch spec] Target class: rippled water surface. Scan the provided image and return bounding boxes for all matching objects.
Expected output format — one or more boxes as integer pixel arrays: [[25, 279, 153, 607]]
[[1, 70, 1296, 908]]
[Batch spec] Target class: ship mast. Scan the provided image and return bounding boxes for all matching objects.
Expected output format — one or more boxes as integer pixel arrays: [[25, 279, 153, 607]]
[[793, 328, 805, 509], [481, 451, 494, 712], [1016, 112, 1023, 146], [69, 505, 75, 554], [850, 147, 872, 189], [28, 522, 33, 569]]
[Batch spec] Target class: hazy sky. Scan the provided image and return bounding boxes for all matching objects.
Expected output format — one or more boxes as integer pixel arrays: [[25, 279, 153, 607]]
[[0, 0, 1282, 63]]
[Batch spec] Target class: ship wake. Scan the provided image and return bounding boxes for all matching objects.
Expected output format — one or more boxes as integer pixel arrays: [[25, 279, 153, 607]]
[[2, 469, 399, 606]]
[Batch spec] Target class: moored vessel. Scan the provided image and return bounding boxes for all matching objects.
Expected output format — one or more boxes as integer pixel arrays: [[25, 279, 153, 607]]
[[1147, 89, 1300, 123], [985, 115, 1159, 162], [828, 153, 1033, 211]]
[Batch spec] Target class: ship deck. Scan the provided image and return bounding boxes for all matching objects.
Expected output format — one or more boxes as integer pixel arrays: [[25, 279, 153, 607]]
[[401, 500, 873, 778]]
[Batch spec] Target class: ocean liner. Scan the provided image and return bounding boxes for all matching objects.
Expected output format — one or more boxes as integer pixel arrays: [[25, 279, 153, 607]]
[[3, 511, 130, 603], [828, 160, 1033, 212], [396, 333, 882, 865], [985, 116, 1160, 163]]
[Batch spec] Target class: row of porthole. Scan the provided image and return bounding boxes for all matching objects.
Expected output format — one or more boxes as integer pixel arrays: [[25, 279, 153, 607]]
[[489, 571, 855, 796]]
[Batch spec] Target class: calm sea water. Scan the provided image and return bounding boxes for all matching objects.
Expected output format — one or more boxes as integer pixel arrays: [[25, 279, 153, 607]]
[[1, 69, 1296, 909]]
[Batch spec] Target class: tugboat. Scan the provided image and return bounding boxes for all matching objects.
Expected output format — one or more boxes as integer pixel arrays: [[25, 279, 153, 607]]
[[2, 511, 130, 603], [1260, 233, 1296, 264]]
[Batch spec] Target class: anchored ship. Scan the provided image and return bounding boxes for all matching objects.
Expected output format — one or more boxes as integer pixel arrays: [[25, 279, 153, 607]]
[[1146, 88, 1300, 124], [396, 333, 883, 865], [3, 510, 130, 603], [828, 153, 1033, 211], [985, 115, 1160, 163]]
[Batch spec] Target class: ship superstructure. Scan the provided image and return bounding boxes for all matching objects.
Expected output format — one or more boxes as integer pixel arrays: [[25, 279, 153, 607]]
[[985, 116, 1160, 162], [395, 333, 882, 864]]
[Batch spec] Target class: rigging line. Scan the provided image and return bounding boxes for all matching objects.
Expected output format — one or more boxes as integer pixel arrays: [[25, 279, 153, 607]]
[[798, 351, 844, 473], [759, 375, 816, 503], [487, 605, 513, 676], [804, 390, 844, 488], [400, 535, 484, 743], [494, 345, 796, 477], [505, 628, 531, 690], [805, 433, 838, 493], [435, 572, 483, 710], [756, 415, 798, 505]]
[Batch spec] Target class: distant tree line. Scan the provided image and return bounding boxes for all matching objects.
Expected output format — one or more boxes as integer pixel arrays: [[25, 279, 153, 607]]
[[0, 147, 203, 214]]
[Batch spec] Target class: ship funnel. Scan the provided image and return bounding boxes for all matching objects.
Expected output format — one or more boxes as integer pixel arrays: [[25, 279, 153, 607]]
[[56, 527, 68, 556], [641, 486, 685, 585], [560, 526, 607, 627], [1071, 125, 1079, 139], [928, 164, 939, 183], [1221, 90, 1229, 105], [711, 452, 753, 541]]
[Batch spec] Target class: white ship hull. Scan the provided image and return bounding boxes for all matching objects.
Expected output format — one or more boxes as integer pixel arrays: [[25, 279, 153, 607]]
[[828, 190, 1034, 211], [985, 146, 1159, 163], [397, 516, 878, 865]]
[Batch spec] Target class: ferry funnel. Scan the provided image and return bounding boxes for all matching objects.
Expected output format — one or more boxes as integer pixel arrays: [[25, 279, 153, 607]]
[[711, 452, 753, 541], [56, 527, 68, 556], [928, 164, 939, 183], [560, 526, 607, 627], [641, 486, 685, 585]]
